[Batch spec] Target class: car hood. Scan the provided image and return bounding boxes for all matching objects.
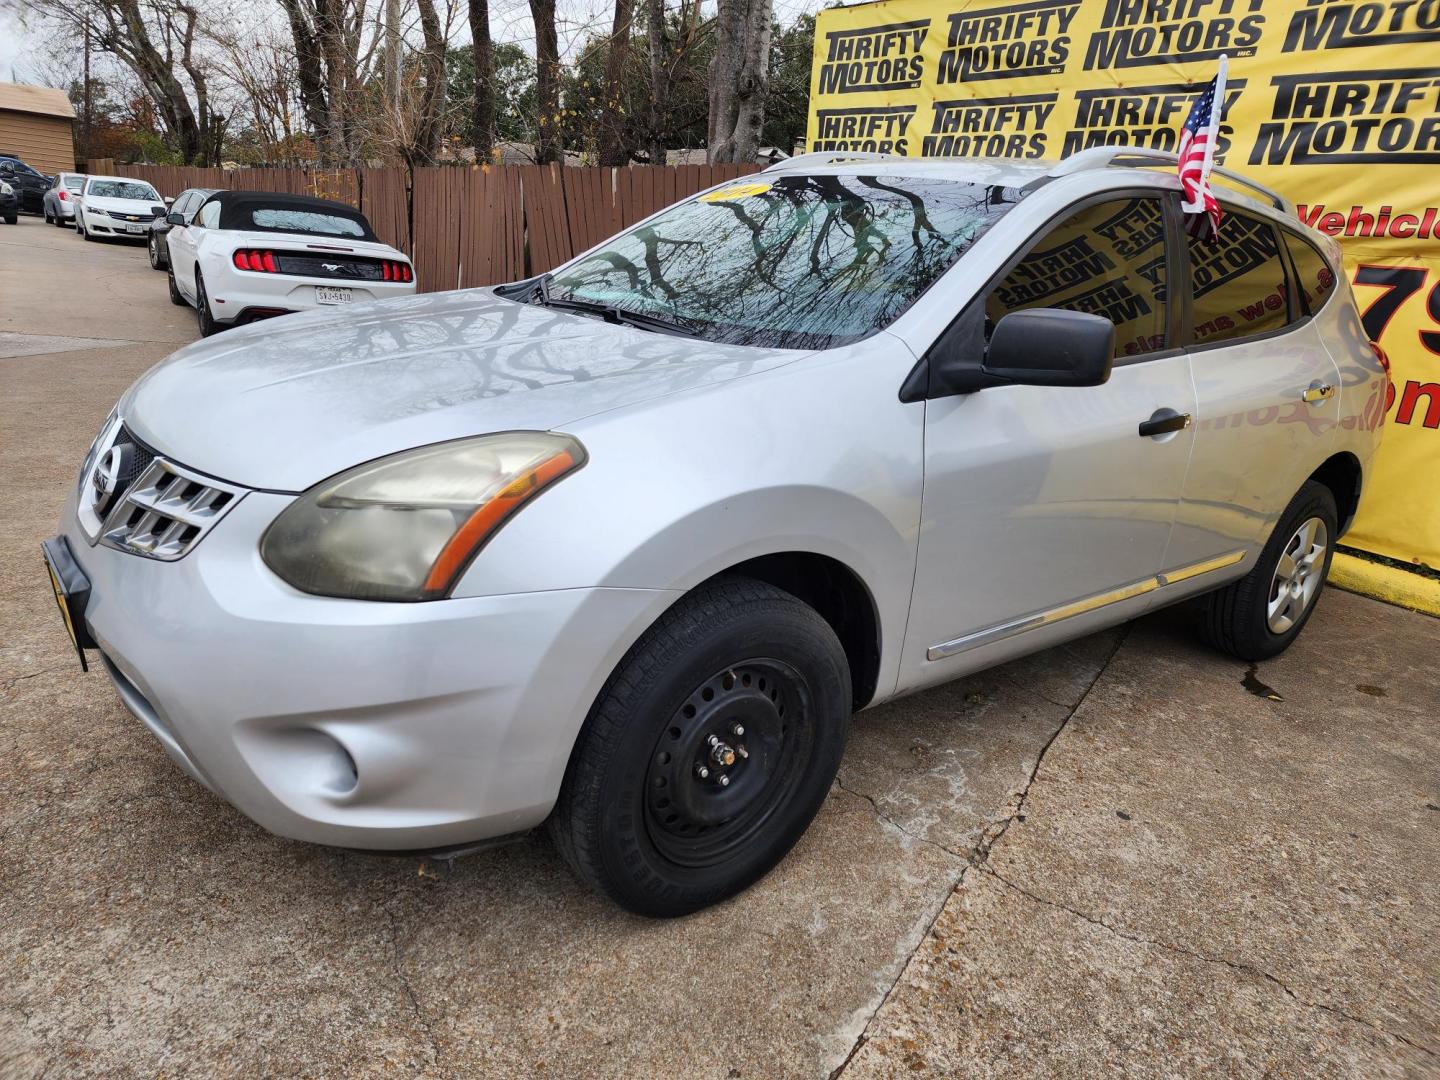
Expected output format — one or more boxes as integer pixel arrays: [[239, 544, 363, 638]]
[[120, 290, 802, 491]]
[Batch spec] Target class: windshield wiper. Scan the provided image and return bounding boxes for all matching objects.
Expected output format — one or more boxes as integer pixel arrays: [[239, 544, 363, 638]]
[[534, 276, 702, 339]]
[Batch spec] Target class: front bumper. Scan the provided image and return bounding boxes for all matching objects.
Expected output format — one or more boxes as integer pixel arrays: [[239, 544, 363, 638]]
[[82, 211, 156, 237], [0, 193, 18, 216], [59, 485, 677, 850]]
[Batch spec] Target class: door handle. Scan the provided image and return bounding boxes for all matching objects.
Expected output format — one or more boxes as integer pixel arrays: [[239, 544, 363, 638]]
[[1138, 409, 1192, 438], [1301, 383, 1336, 404]]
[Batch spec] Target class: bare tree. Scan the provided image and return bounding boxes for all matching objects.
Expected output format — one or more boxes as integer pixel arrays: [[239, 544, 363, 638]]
[[410, 0, 447, 162], [597, 0, 635, 165], [529, 0, 561, 163], [25, 0, 225, 163], [707, 0, 771, 163], [467, 0, 496, 161], [645, 0, 665, 164]]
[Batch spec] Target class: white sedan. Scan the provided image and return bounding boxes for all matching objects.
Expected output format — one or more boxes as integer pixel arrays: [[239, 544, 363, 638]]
[[165, 190, 416, 335], [74, 175, 167, 241]]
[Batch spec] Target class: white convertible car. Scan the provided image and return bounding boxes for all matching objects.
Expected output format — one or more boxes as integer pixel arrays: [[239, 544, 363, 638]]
[[165, 190, 416, 335]]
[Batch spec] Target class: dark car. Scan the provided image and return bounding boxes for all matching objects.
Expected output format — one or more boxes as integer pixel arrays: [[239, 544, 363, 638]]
[[0, 179, 18, 224], [0, 155, 51, 214], [148, 186, 218, 270]]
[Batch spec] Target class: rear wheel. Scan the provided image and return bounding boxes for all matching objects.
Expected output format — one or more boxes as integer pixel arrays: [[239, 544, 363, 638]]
[[550, 577, 851, 917], [167, 263, 186, 306], [1198, 480, 1338, 661], [194, 271, 220, 335]]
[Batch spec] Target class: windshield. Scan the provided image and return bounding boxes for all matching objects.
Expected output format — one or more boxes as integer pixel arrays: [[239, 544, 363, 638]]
[[546, 174, 1027, 349], [87, 180, 160, 201], [1, 158, 40, 176], [63, 176, 84, 191], [250, 208, 367, 238]]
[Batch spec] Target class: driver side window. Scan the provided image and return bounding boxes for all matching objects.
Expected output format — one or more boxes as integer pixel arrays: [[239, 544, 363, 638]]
[[195, 201, 219, 229], [985, 197, 1169, 361]]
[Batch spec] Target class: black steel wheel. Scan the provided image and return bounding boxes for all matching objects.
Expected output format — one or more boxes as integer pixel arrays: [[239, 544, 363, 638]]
[[643, 658, 813, 869], [550, 577, 851, 916]]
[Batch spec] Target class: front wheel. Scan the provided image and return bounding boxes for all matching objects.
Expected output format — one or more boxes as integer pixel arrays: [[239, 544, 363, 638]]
[[1198, 480, 1338, 661], [148, 232, 166, 269], [549, 577, 851, 917]]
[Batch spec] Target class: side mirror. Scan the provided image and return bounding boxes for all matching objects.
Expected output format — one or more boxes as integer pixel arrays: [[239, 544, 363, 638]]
[[981, 309, 1114, 388], [166, 212, 185, 226]]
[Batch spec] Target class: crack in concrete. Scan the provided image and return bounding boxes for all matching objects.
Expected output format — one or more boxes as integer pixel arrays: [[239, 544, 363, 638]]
[[980, 865, 1438, 1061], [383, 895, 445, 1076], [0, 666, 69, 702], [831, 778, 967, 862], [827, 629, 1129, 1078]]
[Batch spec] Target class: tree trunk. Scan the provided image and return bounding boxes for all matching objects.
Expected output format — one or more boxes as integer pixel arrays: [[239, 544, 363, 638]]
[[468, 0, 496, 162], [412, 0, 446, 164], [529, 0, 561, 164], [707, 0, 771, 163], [597, 0, 635, 165], [645, 0, 665, 164], [276, 0, 331, 146]]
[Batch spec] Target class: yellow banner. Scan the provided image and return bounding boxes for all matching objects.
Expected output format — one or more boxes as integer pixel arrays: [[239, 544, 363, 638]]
[[807, 0, 1440, 571]]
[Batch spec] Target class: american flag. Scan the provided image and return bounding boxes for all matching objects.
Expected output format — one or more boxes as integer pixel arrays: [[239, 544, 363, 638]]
[[1178, 57, 1228, 240]]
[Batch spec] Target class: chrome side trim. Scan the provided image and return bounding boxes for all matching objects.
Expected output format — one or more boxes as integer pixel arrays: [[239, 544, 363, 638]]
[[926, 549, 1248, 661], [1156, 549, 1246, 586]]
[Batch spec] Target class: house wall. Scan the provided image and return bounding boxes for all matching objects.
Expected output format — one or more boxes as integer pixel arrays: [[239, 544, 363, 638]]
[[0, 110, 76, 174]]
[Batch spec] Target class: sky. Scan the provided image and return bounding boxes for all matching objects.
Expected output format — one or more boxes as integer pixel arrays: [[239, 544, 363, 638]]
[[0, 0, 824, 91]]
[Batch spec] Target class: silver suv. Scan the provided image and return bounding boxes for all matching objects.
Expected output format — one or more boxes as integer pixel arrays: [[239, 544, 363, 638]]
[[45, 148, 1385, 915]]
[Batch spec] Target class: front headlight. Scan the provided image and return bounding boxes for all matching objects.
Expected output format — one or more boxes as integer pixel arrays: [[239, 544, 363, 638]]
[[0, 181, 12, 195], [260, 432, 586, 601]]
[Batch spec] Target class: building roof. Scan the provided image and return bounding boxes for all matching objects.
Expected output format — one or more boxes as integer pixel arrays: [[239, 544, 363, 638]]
[[0, 82, 77, 120]]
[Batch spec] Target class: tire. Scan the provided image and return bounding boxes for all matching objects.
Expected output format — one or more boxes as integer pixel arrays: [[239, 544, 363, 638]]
[[1198, 480, 1338, 662], [550, 577, 851, 917], [148, 232, 166, 270], [194, 271, 220, 335], [167, 263, 187, 306], [3, 214, 15, 226], [53, 212, 65, 228], [42, 207, 51, 224]]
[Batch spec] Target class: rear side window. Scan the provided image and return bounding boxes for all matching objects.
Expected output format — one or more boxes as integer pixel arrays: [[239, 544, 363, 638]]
[[1284, 232, 1338, 316], [984, 197, 1168, 360], [1186, 212, 1290, 345], [196, 201, 220, 228]]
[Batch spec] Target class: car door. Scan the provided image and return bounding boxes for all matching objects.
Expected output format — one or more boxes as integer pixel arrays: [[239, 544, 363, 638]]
[[899, 192, 1198, 692], [171, 196, 213, 296], [1164, 207, 1342, 572]]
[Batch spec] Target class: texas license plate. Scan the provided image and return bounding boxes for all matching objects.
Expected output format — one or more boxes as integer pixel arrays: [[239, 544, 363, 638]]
[[126, 222, 147, 233], [41, 536, 93, 671], [316, 286, 354, 305]]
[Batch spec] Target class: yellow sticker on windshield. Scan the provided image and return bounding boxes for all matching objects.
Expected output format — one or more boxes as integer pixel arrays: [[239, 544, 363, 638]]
[[698, 181, 773, 203]]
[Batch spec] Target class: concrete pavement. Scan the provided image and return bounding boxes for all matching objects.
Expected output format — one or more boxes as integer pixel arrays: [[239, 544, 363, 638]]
[[2, 214, 1436, 1079]]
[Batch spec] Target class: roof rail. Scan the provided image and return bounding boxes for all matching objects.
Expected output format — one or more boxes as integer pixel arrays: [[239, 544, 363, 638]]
[[1047, 147, 1293, 214], [761, 151, 908, 173]]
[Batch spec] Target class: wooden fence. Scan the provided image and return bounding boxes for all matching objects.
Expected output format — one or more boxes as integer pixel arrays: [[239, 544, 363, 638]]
[[93, 161, 760, 292]]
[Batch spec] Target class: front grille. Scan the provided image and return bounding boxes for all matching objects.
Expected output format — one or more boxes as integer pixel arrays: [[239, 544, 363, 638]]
[[100, 456, 245, 560], [113, 426, 154, 499], [78, 418, 247, 561]]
